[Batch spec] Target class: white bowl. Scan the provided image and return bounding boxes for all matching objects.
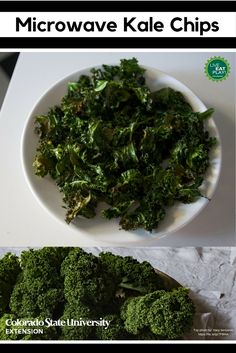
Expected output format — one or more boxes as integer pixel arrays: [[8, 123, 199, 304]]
[[21, 65, 221, 245]]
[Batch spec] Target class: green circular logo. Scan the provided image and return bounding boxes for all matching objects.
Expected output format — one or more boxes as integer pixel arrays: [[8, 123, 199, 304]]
[[205, 56, 230, 82]]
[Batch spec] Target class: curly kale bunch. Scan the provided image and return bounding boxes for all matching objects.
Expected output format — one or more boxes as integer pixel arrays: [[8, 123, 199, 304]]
[[121, 288, 195, 339], [33, 58, 216, 231], [10, 248, 70, 318], [0, 253, 21, 316], [0, 248, 195, 341], [99, 252, 165, 295], [60, 303, 95, 340], [61, 248, 117, 312], [96, 314, 129, 340]]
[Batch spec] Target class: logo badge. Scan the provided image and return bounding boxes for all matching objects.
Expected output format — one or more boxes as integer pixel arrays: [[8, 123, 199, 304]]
[[205, 56, 230, 82]]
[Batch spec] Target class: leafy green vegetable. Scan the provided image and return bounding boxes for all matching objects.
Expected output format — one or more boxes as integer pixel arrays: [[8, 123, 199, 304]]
[[60, 303, 95, 340], [0, 247, 195, 340], [95, 314, 128, 340], [100, 252, 165, 295], [147, 288, 195, 339], [10, 248, 69, 318], [33, 58, 216, 231], [0, 253, 21, 316], [121, 287, 195, 339], [61, 248, 117, 311]]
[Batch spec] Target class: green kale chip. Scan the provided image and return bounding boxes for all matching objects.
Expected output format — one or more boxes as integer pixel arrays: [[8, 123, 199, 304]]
[[33, 58, 216, 231]]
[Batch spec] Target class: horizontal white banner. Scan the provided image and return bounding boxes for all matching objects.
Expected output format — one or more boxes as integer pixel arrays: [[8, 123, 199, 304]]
[[0, 12, 235, 37]]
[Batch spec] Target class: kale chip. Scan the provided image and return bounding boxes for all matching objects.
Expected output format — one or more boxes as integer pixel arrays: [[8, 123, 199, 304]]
[[33, 58, 216, 231]]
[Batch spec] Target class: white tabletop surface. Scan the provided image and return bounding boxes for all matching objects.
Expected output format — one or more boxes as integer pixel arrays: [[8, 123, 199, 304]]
[[0, 51, 235, 247]]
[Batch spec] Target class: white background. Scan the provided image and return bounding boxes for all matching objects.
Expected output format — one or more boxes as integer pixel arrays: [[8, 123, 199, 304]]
[[0, 51, 235, 247], [0, 12, 235, 37]]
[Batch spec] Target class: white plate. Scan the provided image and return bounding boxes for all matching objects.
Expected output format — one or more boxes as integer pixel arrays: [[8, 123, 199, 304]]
[[21, 65, 221, 245]]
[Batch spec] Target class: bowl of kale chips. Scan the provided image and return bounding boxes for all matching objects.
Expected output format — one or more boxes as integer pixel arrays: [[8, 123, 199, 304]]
[[21, 58, 221, 244]]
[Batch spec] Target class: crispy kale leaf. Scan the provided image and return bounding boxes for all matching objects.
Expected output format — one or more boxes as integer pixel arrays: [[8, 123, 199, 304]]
[[33, 58, 216, 231]]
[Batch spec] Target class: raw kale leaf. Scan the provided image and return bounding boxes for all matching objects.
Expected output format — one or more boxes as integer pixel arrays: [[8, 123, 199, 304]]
[[0, 247, 195, 340]]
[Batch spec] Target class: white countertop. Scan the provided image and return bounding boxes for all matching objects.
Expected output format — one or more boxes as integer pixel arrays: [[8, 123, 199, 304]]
[[0, 51, 235, 247]]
